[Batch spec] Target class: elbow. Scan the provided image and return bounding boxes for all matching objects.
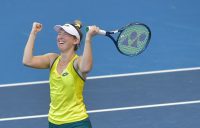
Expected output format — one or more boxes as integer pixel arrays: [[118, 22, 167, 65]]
[[22, 57, 27, 65], [22, 58, 32, 67], [22, 60, 29, 67], [22, 58, 27, 66]]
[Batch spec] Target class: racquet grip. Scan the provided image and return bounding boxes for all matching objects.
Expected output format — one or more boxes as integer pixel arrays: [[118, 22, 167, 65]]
[[86, 26, 106, 35]]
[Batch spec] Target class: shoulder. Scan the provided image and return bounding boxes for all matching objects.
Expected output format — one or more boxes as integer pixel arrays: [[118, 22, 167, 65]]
[[73, 56, 87, 80], [45, 53, 59, 58], [74, 55, 82, 63], [73, 55, 81, 67], [45, 53, 59, 68]]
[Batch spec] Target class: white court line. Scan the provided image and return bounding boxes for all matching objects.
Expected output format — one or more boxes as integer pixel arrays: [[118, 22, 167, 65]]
[[1, 67, 200, 88], [0, 100, 200, 122]]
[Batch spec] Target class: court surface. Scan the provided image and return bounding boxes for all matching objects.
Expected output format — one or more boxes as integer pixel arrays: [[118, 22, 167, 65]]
[[0, 0, 200, 128], [0, 67, 200, 128]]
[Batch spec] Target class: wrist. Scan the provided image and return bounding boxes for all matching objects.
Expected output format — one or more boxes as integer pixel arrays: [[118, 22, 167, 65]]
[[85, 34, 92, 41], [30, 30, 37, 36]]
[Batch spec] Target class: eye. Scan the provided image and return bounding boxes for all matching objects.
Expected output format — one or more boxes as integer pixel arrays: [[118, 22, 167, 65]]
[[58, 32, 62, 36], [58, 32, 66, 37]]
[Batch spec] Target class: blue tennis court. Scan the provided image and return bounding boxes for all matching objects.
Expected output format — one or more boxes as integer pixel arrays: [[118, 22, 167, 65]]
[[0, 68, 200, 128], [0, 0, 200, 128]]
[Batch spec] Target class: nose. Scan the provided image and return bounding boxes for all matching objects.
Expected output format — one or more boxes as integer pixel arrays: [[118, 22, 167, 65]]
[[57, 34, 63, 40]]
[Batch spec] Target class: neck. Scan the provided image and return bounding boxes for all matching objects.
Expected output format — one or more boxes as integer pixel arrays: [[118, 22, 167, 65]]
[[60, 50, 75, 62]]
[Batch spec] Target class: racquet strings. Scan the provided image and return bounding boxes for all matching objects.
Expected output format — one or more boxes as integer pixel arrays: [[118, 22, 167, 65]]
[[117, 24, 150, 56]]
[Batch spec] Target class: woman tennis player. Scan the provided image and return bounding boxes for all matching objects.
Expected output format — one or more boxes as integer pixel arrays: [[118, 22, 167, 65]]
[[23, 20, 99, 128]]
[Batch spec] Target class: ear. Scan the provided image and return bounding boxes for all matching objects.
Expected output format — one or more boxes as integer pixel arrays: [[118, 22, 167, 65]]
[[73, 38, 80, 45]]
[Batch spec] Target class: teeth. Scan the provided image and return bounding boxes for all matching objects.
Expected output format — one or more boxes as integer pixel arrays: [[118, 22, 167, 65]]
[[59, 42, 64, 44]]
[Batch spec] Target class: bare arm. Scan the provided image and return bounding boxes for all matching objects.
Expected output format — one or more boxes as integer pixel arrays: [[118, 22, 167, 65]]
[[23, 22, 58, 69], [77, 26, 99, 73]]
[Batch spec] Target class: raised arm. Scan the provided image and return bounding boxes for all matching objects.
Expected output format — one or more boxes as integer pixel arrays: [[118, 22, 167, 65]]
[[23, 22, 58, 69], [77, 26, 99, 73]]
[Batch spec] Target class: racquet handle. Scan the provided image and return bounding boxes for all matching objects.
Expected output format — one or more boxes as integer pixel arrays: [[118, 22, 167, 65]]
[[86, 26, 106, 35]]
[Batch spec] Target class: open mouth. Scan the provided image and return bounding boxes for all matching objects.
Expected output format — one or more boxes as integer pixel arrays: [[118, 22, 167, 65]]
[[59, 41, 65, 44]]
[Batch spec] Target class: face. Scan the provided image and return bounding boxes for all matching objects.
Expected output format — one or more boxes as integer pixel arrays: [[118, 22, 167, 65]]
[[57, 29, 79, 52]]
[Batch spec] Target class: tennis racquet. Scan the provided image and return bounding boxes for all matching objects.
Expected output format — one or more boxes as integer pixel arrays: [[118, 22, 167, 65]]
[[86, 22, 151, 56]]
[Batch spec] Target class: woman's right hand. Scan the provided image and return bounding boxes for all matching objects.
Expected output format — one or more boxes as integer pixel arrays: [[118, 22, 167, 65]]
[[32, 22, 42, 34]]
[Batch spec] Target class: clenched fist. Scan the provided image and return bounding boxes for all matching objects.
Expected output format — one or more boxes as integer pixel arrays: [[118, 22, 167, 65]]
[[32, 22, 42, 34]]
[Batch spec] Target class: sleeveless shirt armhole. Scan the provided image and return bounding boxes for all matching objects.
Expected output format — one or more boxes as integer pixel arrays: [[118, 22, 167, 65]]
[[49, 56, 59, 70], [73, 58, 86, 81]]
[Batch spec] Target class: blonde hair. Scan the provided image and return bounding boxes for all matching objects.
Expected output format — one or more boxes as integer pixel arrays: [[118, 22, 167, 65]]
[[71, 20, 83, 51]]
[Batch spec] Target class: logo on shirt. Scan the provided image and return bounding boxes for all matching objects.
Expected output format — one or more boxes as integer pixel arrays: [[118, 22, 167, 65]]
[[62, 72, 68, 76]]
